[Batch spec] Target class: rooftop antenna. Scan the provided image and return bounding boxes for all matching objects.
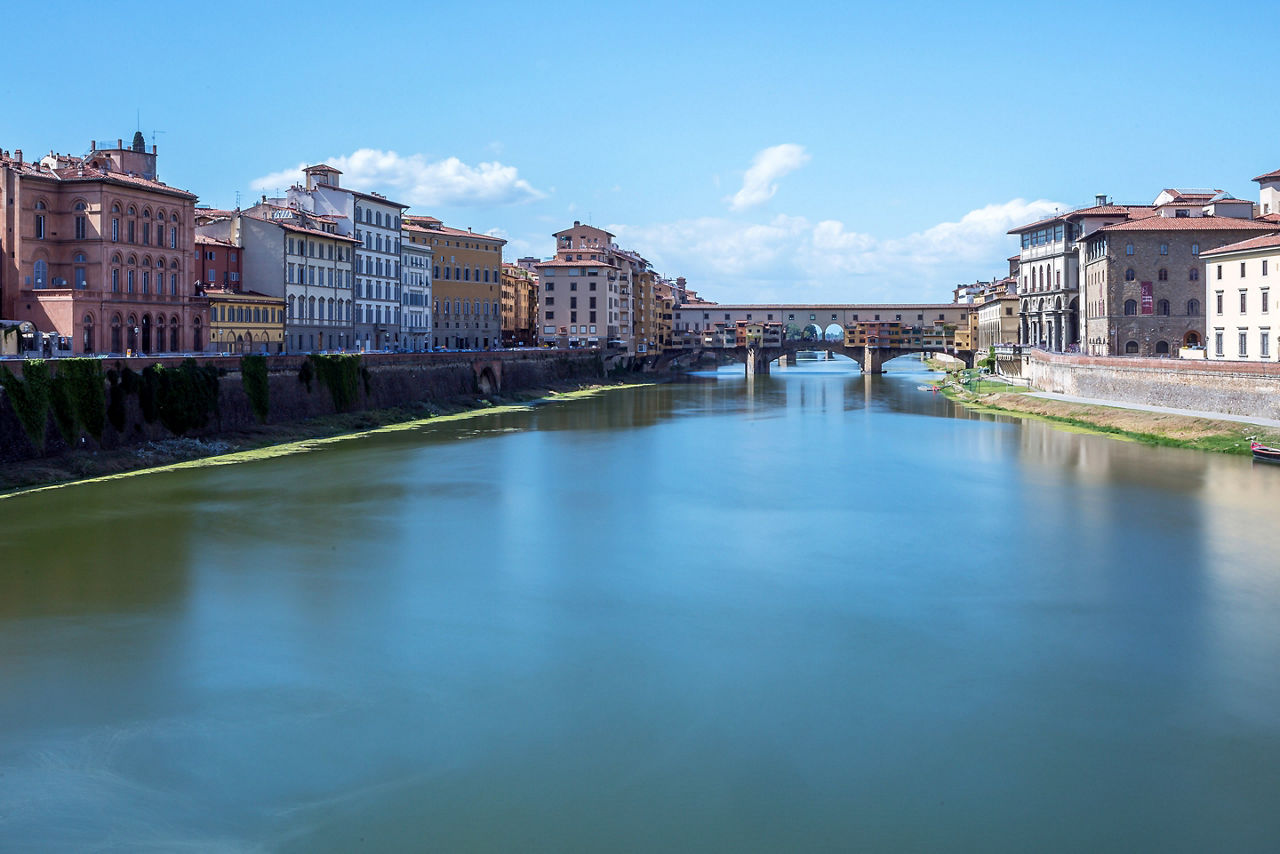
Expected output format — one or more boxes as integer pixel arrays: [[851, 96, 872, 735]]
[[235, 190, 241, 209], [151, 129, 167, 148], [136, 108, 140, 133]]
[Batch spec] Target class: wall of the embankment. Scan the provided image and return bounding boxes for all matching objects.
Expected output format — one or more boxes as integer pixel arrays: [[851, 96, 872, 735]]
[[0, 350, 606, 463], [1021, 350, 1280, 420]]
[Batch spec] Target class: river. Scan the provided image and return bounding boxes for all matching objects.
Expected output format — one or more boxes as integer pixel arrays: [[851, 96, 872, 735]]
[[3, 358, 1280, 852]]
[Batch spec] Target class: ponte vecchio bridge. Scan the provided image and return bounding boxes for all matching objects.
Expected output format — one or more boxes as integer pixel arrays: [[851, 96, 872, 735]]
[[663, 303, 975, 374]]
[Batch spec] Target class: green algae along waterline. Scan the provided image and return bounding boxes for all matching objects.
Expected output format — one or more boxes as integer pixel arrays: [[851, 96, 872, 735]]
[[3, 359, 1280, 852]]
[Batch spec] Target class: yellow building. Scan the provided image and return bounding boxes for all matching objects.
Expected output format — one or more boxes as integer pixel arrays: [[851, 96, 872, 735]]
[[500, 262, 538, 347], [206, 289, 286, 354], [404, 215, 505, 350]]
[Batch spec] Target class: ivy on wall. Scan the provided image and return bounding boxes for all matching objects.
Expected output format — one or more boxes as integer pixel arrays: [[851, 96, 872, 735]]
[[0, 358, 108, 449], [305, 354, 364, 412], [240, 355, 269, 423]]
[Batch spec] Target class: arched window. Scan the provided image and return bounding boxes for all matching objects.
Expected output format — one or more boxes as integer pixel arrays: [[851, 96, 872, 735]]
[[33, 259, 47, 288], [1124, 299, 1137, 315], [170, 316, 180, 352], [1158, 268, 1168, 281], [1125, 243, 1134, 255], [82, 314, 95, 354], [193, 315, 203, 352], [1187, 299, 1200, 315], [1125, 268, 1136, 281], [1156, 340, 1170, 355], [1190, 268, 1200, 281], [111, 314, 123, 353], [127, 269, 135, 293], [111, 268, 120, 292], [1158, 299, 1170, 316], [288, 296, 295, 319], [1159, 243, 1169, 255], [154, 315, 166, 351], [1125, 340, 1139, 353]]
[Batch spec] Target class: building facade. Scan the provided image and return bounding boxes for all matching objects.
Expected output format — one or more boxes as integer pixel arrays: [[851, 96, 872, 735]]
[[405, 216, 504, 350], [0, 135, 207, 355], [1201, 233, 1280, 361], [401, 234, 432, 351], [206, 288, 285, 353], [1079, 211, 1275, 356], [235, 205, 358, 353], [500, 262, 537, 347]]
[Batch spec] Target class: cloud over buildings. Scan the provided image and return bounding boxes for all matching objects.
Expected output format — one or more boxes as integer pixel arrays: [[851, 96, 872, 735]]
[[251, 149, 544, 207]]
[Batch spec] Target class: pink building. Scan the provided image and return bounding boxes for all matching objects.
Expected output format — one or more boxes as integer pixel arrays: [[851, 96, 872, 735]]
[[0, 133, 208, 355]]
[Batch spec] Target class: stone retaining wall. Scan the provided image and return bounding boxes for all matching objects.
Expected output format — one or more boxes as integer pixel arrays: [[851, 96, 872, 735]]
[[0, 350, 606, 463], [1021, 350, 1280, 420]]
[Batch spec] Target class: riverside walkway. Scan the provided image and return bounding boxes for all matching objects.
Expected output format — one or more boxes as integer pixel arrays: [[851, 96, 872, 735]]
[[1026, 391, 1280, 430]]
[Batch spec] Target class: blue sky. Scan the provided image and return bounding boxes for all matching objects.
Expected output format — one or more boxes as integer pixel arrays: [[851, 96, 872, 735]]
[[4, 0, 1276, 303]]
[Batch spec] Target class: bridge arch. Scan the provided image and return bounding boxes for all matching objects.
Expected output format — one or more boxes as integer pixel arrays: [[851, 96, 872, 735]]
[[802, 323, 823, 340], [823, 323, 844, 342]]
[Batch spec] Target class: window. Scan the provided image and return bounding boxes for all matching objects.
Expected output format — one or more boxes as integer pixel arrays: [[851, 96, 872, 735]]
[[1265, 260, 1270, 277], [1242, 262, 1248, 277], [1264, 291, 1270, 313], [1190, 268, 1199, 281], [1240, 292, 1248, 313], [1216, 292, 1224, 314], [1160, 243, 1168, 256], [1158, 299, 1169, 316], [1215, 330, 1224, 356], [1126, 243, 1134, 256], [1240, 331, 1249, 357], [35, 214, 45, 240], [1124, 299, 1138, 315], [33, 259, 47, 288], [112, 218, 119, 242], [1125, 340, 1139, 353], [1217, 264, 1223, 280], [1263, 330, 1272, 358], [1192, 243, 1200, 255], [1187, 299, 1200, 316], [1125, 269, 1136, 281], [1158, 269, 1168, 281]]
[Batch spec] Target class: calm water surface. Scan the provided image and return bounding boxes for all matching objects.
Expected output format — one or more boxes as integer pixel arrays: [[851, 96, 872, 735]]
[[3, 358, 1280, 852]]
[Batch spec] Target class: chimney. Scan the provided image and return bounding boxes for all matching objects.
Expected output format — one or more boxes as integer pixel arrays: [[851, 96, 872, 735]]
[[261, 194, 267, 203], [1095, 193, 1107, 207], [574, 220, 581, 227], [117, 139, 123, 149], [152, 145, 157, 155], [14, 149, 21, 164], [90, 140, 96, 150]]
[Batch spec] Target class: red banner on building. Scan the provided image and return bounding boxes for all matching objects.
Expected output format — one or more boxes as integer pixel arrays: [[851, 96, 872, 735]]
[[1141, 282, 1154, 315]]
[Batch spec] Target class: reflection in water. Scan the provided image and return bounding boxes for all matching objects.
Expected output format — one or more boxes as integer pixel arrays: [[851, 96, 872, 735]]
[[3, 357, 1280, 852]]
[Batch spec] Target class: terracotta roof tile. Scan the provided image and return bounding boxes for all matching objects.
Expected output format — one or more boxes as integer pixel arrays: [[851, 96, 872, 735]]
[[1094, 216, 1278, 233], [1199, 232, 1280, 257], [1254, 168, 1280, 183]]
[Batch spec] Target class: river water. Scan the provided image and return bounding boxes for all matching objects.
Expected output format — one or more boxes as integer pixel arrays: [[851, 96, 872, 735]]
[[3, 358, 1280, 852]]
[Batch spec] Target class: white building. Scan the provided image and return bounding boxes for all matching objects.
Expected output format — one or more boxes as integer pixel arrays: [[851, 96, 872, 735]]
[[401, 233, 432, 351], [277, 164, 407, 351], [1202, 233, 1280, 361]]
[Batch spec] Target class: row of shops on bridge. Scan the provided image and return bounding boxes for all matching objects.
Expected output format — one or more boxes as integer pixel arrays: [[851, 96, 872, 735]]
[[671, 318, 968, 353]]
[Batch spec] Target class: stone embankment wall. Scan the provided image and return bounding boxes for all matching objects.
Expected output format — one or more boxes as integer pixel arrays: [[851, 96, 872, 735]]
[[0, 350, 605, 464], [1021, 350, 1280, 419]]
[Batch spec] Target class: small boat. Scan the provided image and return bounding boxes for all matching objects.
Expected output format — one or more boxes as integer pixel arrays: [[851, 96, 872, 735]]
[[1250, 442, 1280, 463]]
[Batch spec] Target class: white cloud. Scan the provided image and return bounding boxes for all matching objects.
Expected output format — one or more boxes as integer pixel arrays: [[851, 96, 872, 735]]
[[727, 144, 811, 211], [250, 149, 544, 207], [609, 198, 1060, 303]]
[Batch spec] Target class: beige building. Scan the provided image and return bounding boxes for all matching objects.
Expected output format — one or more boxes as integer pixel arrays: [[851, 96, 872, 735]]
[[1201, 233, 1280, 361], [206, 289, 286, 354], [976, 293, 1020, 352], [536, 221, 650, 351], [404, 216, 504, 350]]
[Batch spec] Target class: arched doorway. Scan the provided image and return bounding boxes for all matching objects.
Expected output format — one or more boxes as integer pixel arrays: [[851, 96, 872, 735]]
[[1155, 340, 1170, 355], [111, 315, 123, 353], [1184, 331, 1200, 347], [193, 316, 203, 352], [127, 315, 138, 354], [170, 315, 180, 352], [82, 314, 95, 354], [154, 316, 166, 353], [141, 314, 152, 353]]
